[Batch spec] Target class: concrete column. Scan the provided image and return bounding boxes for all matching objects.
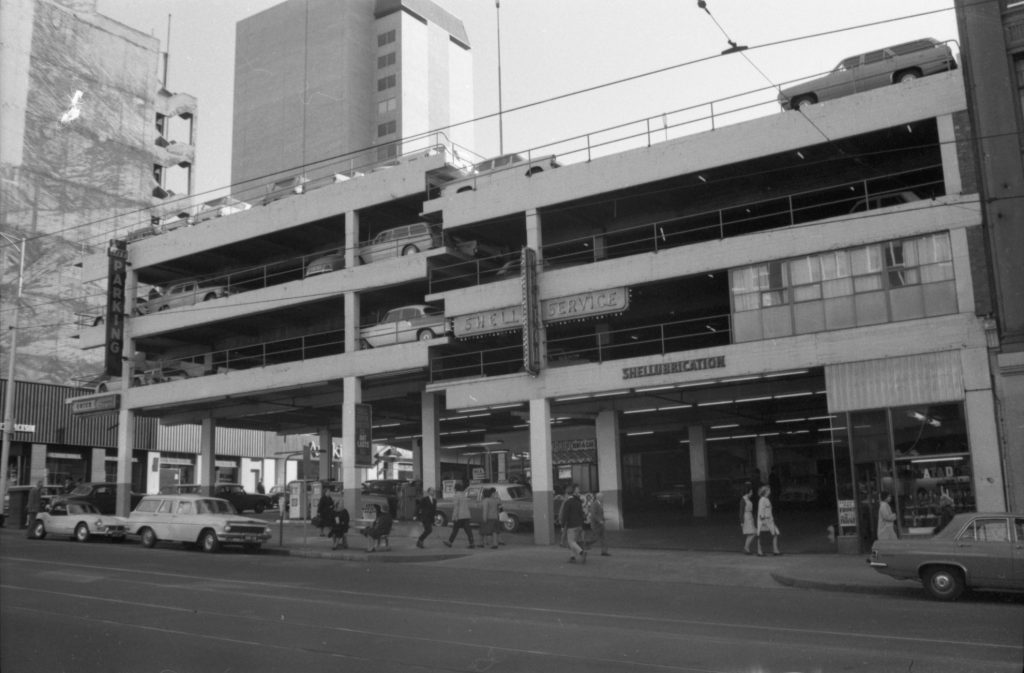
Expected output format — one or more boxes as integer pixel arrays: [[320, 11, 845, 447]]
[[114, 409, 135, 516], [345, 210, 359, 268], [525, 209, 541, 258], [29, 444, 46, 485], [965, 388, 1005, 511], [530, 397, 554, 545], [595, 409, 623, 530], [341, 376, 362, 516], [936, 114, 963, 201], [199, 417, 216, 495], [318, 427, 332, 481], [689, 425, 708, 518], [755, 436, 772, 488], [91, 448, 107, 482], [421, 391, 440, 491]]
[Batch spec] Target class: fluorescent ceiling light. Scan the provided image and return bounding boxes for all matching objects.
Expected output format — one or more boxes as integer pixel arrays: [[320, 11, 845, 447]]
[[635, 384, 676, 393]]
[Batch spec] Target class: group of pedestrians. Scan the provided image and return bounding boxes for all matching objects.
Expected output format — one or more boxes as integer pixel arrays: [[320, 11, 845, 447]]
[[439, 483, 505, 550], [740, 482, 781, 556], [558, 484, 610, 564]]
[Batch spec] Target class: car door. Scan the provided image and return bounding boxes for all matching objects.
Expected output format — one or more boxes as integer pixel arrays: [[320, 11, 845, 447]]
[[93, 485, 116, 514], [465, 486, 485, 523], [824, 56, 860, 101], [393, 308, 416, 344], [170, 499, 195, 541], [853, 49, 892, 93], [48, 501, 72, 535], [1013, 518, 1024, 588], [956, 517, 1015, 588]]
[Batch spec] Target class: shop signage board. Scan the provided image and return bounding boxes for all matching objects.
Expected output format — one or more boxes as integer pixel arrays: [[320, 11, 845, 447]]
[[70, 394, 120, 415], [837, 499, 857, 532], [105, 240, 128, 377], [452, 286, 630, 338], [0, 422, 35, 432]]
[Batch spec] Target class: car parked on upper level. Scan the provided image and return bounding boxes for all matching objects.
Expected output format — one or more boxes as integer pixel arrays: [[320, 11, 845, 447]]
[[868, 512, 1024, 601], [434, 482, 533, 533], [192, 196, 252, 224], [149, 280, 233, 312], [849, 190, 921, 213], [357, 222, 442, 264], [304, 249, 346, 277], [129, 494, 272, 553], [359, 304, 448, 348], [779, 38, 957, 111], [31, 500, 128, 542]]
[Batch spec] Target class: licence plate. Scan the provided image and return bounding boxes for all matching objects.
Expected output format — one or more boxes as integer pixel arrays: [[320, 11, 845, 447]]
[[244, 536, 257, 543]]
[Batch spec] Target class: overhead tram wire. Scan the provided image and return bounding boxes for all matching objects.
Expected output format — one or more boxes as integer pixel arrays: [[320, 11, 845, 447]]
[[14, 3, 962, 248]]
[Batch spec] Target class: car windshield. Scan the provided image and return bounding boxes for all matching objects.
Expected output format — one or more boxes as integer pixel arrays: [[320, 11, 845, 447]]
[[195, 499, 236, 515], [69, 485, 93, 496]]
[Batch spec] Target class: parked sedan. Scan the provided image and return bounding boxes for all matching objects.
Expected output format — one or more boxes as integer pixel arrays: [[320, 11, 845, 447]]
[[193, 196, 252, 223], [360, 304, 448, 348], [129, 494, 272, 553], [434, 483, 533, 533], [63, 482, 143, 515], [779, 38, 957, 111], [31, 500, 128, 542], [868, 512, 1024, 601], [304, 249, 345, 277], [149, 280, 233, 312], [212, 483, 273, 514]]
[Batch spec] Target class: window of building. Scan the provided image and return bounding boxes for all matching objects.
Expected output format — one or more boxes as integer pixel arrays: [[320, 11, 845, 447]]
[[378, 52, 396, 69], [378, 97, 397, 115], [377, 120, 397, 137], [1015, 55, 1024, 123], [377, 30, 395, 47], [730, 232, 956, 341], [377, 74, 396, 92], [377, 144, 398, 161]]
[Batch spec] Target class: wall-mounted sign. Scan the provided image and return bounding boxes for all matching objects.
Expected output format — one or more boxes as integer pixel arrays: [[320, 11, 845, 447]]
[[621, 355, 726, 380], [70, 394, 120, 415], [522, 247, 541, 375], [355, 403, 373, 468], [0, 422, 36, 433], [453, 286, 630, 338], [105, 240, 128, 377], [543, 287, 628, 324]]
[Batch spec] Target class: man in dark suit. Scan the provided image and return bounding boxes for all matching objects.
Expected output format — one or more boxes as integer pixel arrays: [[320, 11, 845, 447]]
[[416, 487, 438, 549]]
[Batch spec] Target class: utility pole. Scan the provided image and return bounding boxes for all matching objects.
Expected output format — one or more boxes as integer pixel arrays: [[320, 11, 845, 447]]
[[495, 0, 504, 156], [0, 233, 26, 517]]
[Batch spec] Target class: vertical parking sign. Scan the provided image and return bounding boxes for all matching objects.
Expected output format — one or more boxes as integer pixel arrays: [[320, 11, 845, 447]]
[[355, 403, 373, 467], [105, 240, 128, 377]]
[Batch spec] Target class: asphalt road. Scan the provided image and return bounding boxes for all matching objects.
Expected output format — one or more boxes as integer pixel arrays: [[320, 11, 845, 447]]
[[2, 534, 1022, 673]]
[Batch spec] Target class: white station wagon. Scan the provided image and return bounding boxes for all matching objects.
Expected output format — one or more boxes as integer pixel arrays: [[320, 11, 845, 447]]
[[129, 494, 272, 553]]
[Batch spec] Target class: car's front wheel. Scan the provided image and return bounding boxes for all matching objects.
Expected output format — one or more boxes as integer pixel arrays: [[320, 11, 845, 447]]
[[791, 94, 817, 111], [74, 523, 90, 542], [501, 514, 520, 534], [417, 329, 435, 342], [923, 566, 964, 601], [401, 244, 419, 256], [32, 521, 46, 539], [140, 527, 157, 548], [895, 68, 921, 83], [254, 502, 266, 514], [200, 530, 220, 553]]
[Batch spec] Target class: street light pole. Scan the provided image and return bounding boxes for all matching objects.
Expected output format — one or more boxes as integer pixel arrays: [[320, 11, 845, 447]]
[[495, 0, 504, 156], [0, 233, 26, 519]]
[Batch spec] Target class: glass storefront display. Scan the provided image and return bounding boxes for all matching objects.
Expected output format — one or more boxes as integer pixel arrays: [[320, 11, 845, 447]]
[[839, 402, 973, 551]]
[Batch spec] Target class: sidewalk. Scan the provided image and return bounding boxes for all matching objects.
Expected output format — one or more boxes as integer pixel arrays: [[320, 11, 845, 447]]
[[268, 519, 915, 597]]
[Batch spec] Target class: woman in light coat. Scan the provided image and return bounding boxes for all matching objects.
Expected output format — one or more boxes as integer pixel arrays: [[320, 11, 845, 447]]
[[876, 492, 899, 541], [740, 482, 756, 555], [756, 485, 781, 556]]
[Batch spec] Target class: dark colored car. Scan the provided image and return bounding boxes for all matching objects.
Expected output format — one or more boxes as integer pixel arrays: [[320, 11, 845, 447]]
[[869, 512, 1024, 601], [63, 482, 143, 515], [213, 484, 274, 514]]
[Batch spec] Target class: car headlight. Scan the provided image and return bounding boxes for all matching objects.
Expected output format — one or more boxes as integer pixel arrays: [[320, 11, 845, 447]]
[[94, 519, 104, 528]]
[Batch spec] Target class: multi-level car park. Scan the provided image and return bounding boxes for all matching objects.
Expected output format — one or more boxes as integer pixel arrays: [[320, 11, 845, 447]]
[[72, 56, 1001, 552]]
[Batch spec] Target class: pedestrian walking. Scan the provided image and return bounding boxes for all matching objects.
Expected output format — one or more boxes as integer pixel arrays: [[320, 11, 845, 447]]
[[416, 487, 438, 548], [876, 492, 899, 541], [740, 482, 756, 555], [561, 484, 587, 564], [363, 504, 393, 552], [316, 486, 335, 537], [443, 483, 475, 549], [589, 492, 610, 556], [935, 492, 955, 532], [331, 506, 350, 550], [480, 487, 500, 549], [26, 479, 43, 538], [756, 485, 781, 556]]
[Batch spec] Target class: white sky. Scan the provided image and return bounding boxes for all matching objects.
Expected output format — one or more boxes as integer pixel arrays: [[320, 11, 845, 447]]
[[96, 0, 959, 196]]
